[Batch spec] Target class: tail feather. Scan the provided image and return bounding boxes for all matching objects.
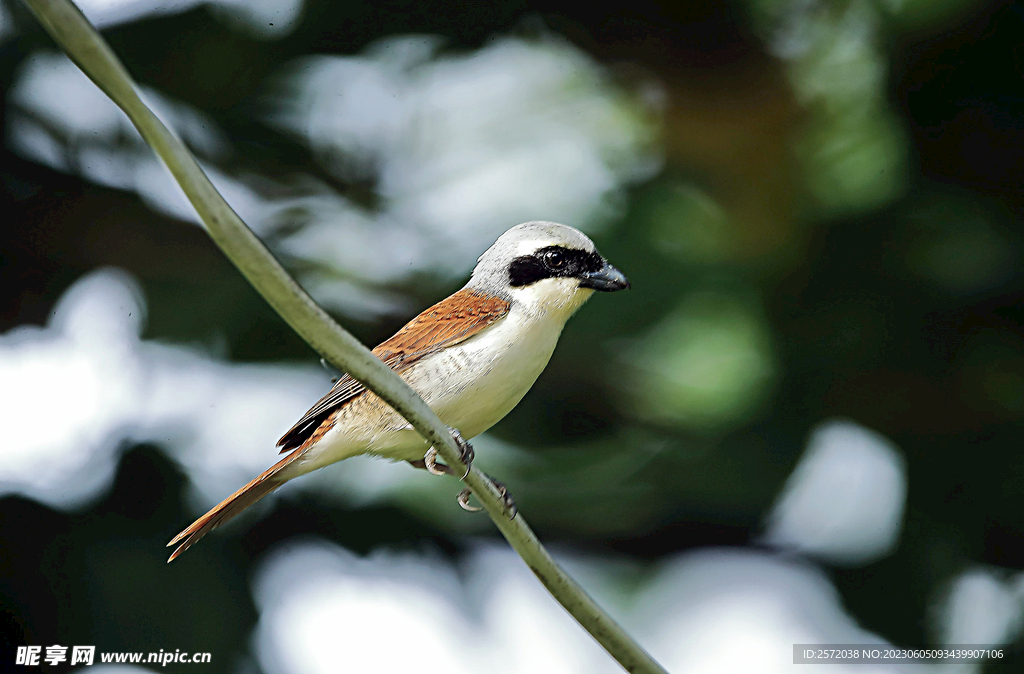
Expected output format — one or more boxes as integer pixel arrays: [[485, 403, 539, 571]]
[[167, 448, 305, 562]]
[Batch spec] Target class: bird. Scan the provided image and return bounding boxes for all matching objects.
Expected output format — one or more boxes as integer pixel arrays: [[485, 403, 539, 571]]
[[167, 221, 629, 561]]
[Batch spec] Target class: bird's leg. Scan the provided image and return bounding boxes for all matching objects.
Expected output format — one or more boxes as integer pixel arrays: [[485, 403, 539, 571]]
[[458, 478, 516, 519]]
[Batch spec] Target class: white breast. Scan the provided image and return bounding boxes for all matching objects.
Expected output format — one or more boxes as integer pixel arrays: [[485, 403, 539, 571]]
[[411, 277, 594, 440], [412, 304, 563, 437], [292, 278, 593, 470]]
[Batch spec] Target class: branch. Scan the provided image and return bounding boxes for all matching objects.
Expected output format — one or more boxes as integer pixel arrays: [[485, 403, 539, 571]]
[[21, 1, 670, 672]]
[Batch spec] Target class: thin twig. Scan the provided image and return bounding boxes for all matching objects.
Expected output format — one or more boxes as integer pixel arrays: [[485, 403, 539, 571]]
[[20, 1, 670, 672]]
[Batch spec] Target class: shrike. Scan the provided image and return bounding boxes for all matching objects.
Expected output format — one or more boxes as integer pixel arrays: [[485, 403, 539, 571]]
[[168, 221, 629, 561]]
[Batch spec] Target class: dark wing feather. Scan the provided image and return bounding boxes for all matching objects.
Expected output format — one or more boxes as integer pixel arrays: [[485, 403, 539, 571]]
[[276, 288, 510, 452]]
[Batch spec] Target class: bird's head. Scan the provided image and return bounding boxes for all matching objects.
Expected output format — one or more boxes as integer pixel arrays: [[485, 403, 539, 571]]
[[468, 221, 629, 317]]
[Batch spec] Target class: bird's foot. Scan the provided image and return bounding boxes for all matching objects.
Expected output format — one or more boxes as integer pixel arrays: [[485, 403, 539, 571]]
[[458, 478, 516, 519], [417, 428, 473, 479], [450, 427, 474, 478]]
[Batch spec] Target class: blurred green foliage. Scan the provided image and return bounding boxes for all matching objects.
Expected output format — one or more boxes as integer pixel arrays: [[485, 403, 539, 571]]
[[622, 289, 776, 431], [1, 0, 1023, 671]]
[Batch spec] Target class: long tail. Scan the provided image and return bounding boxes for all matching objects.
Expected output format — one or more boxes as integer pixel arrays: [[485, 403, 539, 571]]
[[166, 448, 305, 562]]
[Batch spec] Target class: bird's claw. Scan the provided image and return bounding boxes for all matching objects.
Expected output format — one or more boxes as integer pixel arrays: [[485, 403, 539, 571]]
[[457, 488, 482, 512], [423, 447, 447, 476], [422, 427, 473, 479], [457, 478, 516, 519], [492, 479, 517, 518], [450, 427, 474, 478]]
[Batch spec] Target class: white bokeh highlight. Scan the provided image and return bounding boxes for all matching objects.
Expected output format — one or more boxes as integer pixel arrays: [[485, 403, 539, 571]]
[[0, 268, 418, 510], [0, 0, 302, 46], [265, 34, 658, 287], [938, 567, 1024, 647], [6, 52, 271, 230], [638, 549, 915, 674], [76, 0, 304, 37], [763, 420, 907, 566], [253, 541, 913, 674], [0, 269, 147, 505], [253, 542, 613, 674]]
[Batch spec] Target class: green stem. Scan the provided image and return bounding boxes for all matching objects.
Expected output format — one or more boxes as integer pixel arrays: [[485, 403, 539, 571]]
[[21, 1, 669, 672]]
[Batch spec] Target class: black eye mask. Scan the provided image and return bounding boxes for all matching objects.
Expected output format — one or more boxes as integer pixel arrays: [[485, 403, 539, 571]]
[[508, 246, 605, 287]]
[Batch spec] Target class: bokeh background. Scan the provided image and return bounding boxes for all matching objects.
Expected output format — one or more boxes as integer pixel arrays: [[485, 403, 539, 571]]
[[1, 0, 1023, 672]]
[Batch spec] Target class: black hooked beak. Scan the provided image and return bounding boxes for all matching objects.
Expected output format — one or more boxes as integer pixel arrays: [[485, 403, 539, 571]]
[[579, 261, 630, 292]]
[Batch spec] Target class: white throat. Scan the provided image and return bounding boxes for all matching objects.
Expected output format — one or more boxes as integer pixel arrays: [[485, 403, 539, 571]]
[[506, 277, 595, 321]]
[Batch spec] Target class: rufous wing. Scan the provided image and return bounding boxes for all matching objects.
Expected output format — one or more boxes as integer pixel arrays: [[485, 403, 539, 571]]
[[276, 287, 510, 451]]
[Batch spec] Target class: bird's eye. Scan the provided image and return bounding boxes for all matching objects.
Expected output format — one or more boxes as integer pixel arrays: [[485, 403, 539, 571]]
[[543, 250, 566, 269]]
